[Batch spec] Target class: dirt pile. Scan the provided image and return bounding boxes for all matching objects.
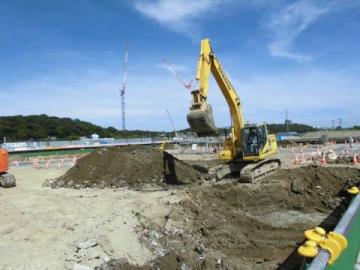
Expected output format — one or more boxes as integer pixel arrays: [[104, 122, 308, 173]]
[[100, 165, 360, 270], [50, 146, 201, 189]]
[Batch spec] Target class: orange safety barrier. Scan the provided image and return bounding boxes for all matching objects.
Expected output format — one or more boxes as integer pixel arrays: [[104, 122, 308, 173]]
[[0, 149, 9, 173]]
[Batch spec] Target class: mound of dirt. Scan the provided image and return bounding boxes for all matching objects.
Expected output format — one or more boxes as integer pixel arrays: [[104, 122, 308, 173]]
[[50, 146, 201, 189], [100, 165, 360, 270]]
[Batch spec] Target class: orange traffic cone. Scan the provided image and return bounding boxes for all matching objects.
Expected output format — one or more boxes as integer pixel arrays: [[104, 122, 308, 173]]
[[293, 155, 300, 165], [316, 146, 321, 157], [300, 149, 306, 160], [46, 159, 51, 169], [12, 160, 20, 167], [353, 155, 358, 165], [320, 154, 327, 165], [72, 156, 77, 166]]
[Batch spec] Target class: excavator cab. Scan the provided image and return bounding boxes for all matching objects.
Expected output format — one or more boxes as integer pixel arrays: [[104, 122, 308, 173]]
[[241, 124, 268, 157]]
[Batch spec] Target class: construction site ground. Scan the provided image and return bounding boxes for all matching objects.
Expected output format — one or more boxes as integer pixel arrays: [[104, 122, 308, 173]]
[[1, 145, 360, 270]]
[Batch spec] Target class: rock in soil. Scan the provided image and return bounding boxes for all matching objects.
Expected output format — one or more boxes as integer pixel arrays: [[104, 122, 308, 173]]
[[0, 173, 16, 188]]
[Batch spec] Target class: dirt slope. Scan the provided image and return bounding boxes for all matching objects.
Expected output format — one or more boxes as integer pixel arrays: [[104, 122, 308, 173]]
[[52, 146, 201, 189]]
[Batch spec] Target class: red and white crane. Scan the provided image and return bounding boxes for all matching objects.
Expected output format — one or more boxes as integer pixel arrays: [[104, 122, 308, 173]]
[[162, 59, 193, 91]]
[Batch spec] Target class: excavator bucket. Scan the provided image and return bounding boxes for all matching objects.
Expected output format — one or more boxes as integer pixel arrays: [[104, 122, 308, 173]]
[[187, 103, 219, 137]]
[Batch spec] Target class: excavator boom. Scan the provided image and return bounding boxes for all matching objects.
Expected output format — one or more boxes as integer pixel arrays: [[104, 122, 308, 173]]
[[187, 39, 245, 158]]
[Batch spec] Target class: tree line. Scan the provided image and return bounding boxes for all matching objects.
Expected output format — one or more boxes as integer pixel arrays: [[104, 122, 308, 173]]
[[0, 115, 166, 142], [3, 114, 353, 142]]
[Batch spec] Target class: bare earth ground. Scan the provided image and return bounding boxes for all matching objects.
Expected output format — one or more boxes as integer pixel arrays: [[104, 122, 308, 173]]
[[1, 147, 359, 270], [0, 167, 181, 270]]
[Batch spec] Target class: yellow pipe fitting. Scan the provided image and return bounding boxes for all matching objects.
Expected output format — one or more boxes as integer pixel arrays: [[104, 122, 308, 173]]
[[319, 237, 342, 265], [347, 186, 359, 195], [305, 227, 326, 243], [298, 240, 319, 258], [328, 231, 347, 251], [302, 227, 348, 265]]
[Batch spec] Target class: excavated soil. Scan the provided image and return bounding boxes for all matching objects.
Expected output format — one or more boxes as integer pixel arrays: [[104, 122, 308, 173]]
[[96, 165, 360, 270], [47, 145, 360, 269], [51, 146, 201, 189]]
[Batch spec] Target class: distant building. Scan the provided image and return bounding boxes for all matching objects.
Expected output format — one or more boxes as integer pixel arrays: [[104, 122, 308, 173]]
[[276, 132, 300, 141], [90, 134, 99, 140]]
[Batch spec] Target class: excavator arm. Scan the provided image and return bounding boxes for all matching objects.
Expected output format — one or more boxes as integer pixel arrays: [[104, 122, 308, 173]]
[[187, 39, 245, 159]]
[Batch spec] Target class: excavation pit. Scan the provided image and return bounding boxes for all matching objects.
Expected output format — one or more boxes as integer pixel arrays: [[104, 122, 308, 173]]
[[95, 165, 360, 270]]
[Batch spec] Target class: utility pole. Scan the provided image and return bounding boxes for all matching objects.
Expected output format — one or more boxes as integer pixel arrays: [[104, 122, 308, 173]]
[[285, 109, 289, 133], [338, 118, 342, 129], [121, 42, 128, 130]]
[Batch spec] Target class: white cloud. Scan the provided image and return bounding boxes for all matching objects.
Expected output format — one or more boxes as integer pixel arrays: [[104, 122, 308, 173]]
[[0, 70, 193, 131], [268, 0, 331, 62], [134, 0, 230, 35], [1, 65, 359, 130]]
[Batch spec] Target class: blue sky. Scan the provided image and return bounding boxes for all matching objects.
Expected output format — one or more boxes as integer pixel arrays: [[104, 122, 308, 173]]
[[1, 0, 359, 130]]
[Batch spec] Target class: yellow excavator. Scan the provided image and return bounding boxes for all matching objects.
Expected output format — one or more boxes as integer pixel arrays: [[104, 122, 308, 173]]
[[187, 39, 281, 182]]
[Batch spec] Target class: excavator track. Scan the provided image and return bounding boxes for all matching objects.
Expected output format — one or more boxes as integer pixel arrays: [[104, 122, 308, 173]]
[[212, 158, 281, 183], [239, 158, 281, 183]]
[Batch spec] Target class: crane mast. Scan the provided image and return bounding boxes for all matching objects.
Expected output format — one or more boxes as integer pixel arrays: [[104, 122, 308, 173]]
[[121, 42, 128, 130]]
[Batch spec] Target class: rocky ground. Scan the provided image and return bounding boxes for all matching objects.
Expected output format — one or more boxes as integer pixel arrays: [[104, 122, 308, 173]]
[[98, 165, 359, 270]]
